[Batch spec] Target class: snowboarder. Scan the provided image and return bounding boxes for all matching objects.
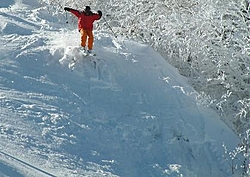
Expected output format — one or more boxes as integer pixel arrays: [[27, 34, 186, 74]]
[[64, 6, 102, 55]]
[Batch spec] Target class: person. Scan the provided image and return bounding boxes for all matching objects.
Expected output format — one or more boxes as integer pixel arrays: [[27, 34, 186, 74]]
[[64, 6, 102, 54]]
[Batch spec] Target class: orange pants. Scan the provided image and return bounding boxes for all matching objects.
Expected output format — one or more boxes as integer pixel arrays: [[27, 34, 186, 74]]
[[80, 29, 94, 50]]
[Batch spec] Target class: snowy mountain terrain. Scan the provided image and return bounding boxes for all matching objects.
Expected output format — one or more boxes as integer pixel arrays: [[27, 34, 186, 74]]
[[0, 1, 242, 177]]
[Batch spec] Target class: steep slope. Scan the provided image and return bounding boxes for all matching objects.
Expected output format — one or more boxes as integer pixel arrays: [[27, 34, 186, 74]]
[[0, 1, 240, 177]]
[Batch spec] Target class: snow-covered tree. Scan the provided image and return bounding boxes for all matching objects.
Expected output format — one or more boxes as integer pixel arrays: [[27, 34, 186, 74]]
[[223, 129, 250, 176]]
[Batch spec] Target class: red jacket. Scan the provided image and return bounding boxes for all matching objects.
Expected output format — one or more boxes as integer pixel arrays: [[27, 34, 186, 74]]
[[69, 9, 101, 30]]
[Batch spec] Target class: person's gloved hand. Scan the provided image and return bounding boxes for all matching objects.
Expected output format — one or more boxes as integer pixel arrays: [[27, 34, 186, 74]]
[[97, 10, 102, 17], [64, 7, 71, 11]]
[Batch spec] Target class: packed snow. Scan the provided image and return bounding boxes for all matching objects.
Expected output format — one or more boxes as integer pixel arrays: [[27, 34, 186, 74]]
[[0, 0, 243, 177]]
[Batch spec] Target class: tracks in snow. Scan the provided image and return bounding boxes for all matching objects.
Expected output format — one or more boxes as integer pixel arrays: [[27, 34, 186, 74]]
[[0, 150, 56, 177]]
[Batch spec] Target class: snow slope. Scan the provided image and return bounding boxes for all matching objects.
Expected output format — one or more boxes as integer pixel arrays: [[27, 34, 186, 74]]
[[0, 1, 240, 177]]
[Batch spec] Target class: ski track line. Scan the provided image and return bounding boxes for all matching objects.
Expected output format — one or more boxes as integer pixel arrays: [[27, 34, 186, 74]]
[[0, 150, 56, 177], [0, 12, 40, 29]]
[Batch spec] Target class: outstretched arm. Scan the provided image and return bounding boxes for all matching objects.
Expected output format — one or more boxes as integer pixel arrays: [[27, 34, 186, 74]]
[[64, 7, 80, 17], [93, 10, 102, 20]]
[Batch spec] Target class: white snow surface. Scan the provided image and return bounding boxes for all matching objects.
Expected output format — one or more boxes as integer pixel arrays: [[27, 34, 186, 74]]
[[0, 1, 240, 177]]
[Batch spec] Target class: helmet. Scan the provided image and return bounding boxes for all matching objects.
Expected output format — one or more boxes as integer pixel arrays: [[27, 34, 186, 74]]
[[85, 6, 91, 12]]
